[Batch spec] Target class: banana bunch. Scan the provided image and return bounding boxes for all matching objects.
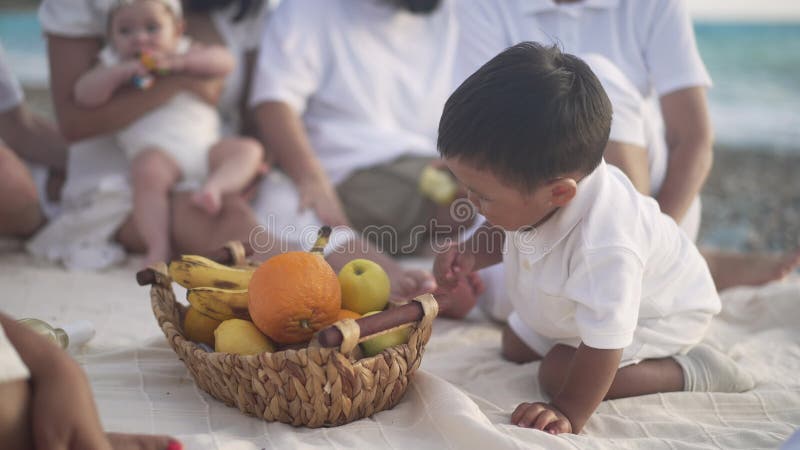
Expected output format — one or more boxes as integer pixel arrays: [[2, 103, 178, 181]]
[[169, 255, 254, 290], [169, 255, 255, 322]]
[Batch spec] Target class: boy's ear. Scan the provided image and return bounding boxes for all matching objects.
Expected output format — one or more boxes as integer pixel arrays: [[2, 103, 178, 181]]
[[548, 178, 578, 207]]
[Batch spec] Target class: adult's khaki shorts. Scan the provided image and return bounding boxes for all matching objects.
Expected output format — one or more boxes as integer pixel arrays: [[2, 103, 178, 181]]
[[337, 155, 438, 255]]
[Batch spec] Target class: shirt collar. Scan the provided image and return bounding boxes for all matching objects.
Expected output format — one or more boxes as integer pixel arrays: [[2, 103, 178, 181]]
[[519, 0, 620, 15], [511, 160, 607, 263]]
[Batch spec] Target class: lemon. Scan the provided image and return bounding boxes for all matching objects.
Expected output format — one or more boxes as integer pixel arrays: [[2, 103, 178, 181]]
[[214, 319, 275, 355]]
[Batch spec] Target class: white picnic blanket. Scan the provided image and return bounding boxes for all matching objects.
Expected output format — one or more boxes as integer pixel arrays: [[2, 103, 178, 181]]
[[1, 251, 798, 449]]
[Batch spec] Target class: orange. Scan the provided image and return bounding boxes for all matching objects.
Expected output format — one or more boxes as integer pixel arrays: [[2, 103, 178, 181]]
[[335, 309, 361, 321], [248, 252, 341, 344]]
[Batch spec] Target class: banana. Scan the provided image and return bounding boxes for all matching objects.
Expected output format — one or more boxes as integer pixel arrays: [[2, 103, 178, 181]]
[[186, 287, 251, 321], [169, 255, 255, 290]]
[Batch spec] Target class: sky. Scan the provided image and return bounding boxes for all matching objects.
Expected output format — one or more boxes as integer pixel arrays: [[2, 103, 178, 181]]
[[688, 0, 800, 21]]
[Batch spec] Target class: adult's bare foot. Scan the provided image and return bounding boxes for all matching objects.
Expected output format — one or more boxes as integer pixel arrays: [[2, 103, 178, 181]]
[[704, 249, 800, 291], [107, 432, 181, 450], [435, 272, 485, 319]]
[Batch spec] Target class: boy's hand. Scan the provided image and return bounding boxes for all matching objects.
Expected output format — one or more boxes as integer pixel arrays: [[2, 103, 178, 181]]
[[511, 402, 573, 435], [433, 243, 475, 291]]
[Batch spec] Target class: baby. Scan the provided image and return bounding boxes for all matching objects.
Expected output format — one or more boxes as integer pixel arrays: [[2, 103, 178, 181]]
[[74, 0, 264, 265], [433, 42, 754, 434]]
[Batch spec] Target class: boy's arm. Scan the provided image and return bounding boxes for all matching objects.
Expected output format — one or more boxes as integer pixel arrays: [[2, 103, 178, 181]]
[[514, 344, 622, 433], [433, 221, 504, 289], [73, 61, 144, 108], [170, 44, 235, 78], [550, 344, 622, 432], [461, 221, 505, 271]]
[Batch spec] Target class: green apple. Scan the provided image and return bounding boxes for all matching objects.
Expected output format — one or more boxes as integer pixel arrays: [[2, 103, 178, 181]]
[[360, 311, 411, 357], [338, 258, 391, 314], [419, 165, 457, 205]]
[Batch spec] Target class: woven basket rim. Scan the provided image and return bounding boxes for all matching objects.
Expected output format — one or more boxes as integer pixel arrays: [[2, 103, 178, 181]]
[[151, 281, 433, 364]]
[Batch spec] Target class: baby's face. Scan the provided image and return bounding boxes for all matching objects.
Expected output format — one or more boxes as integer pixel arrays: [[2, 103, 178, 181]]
[[445, 157, 558, 231], [110, 0, 181, 59]]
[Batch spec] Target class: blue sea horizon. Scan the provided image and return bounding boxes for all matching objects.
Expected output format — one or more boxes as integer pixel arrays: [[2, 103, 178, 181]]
[[1, 11, 798, 152]]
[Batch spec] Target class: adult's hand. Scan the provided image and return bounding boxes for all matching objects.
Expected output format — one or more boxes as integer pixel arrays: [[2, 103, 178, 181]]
[[299, 177, 350, 228]]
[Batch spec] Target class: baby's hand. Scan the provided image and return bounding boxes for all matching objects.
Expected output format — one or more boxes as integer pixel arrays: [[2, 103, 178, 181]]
[[511, 402, 573, 435], [432, 243, 474, 291]]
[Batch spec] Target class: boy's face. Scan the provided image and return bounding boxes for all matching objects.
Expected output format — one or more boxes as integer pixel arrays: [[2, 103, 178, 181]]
[[445, 157, 577, 231], [110, 1, 181, 59]]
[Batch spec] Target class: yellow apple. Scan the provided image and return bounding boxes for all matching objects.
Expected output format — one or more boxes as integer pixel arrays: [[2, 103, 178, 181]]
[[360, 311, 411, 357], [214, 319, 275, 355], [338, 258, 391, 314]]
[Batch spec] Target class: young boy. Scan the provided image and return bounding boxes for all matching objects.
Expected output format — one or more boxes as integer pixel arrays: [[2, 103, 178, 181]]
[[433, 42, 754, 434], [73, 0, 264, 265]]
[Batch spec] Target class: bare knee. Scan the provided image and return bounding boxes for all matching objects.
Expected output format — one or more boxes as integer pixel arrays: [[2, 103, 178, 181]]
[[130, 149, 180, 191], [171, 193, 256, 254], [0, 146, 38, 203], [237, 137, 264, 162], [538, 344, 575, 397], [501, 326, 542, 364], [0, 379, 33, 449], [0, 147, 43, 237]]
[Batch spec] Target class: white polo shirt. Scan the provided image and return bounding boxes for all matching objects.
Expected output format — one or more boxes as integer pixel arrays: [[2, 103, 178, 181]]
[[504, 161, 719, 350], [455, 0, 711, 201], [250, 0, 459, 185]]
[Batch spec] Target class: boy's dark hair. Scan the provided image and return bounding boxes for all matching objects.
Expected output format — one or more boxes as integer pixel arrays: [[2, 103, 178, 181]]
[[438, 42, 612, 191]]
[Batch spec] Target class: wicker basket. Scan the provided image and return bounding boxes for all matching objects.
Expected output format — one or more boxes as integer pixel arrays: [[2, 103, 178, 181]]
[[145, 259, 438, 427]]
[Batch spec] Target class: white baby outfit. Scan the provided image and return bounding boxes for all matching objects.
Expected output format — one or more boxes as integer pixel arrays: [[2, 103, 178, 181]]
[[98, 37, 219, 183]]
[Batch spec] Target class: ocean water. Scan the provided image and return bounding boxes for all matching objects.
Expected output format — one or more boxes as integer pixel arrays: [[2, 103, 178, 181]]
[[695, 23, 800, 151], [0, 11, 798, 151]]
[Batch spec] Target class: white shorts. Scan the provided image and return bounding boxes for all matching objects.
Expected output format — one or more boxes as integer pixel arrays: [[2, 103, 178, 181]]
[[117, 93, 219, 183], [507, 309, 713, 368]]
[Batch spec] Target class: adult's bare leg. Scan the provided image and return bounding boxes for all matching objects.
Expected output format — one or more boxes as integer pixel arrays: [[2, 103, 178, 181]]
[[117, 191, 284, 260], [703, 248, 800, 291], [0, 145, 44, 238]]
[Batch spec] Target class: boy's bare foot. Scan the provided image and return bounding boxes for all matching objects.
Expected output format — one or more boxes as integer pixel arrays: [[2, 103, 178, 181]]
[[705, 249, 800, 291], [436, 272, 485, 319], [191, 189, 222, 216], [389, 268, 437, 304], [107, 432, 181, 450]]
